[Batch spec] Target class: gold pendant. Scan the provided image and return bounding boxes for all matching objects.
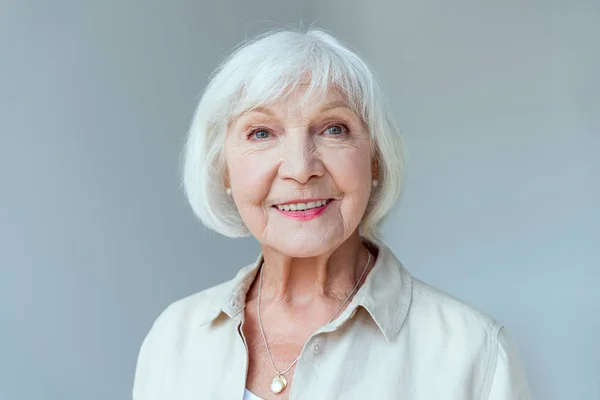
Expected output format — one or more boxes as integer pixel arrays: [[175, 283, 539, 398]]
[[271, 375, 287, 394]]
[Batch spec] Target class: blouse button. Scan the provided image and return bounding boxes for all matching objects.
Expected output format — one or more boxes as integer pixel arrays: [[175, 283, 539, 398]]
[[313, 343, 321, 354]]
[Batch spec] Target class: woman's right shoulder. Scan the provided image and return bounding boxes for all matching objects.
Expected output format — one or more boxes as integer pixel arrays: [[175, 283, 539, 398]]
[[154, 281, 229, 328], [133, 264, 255, 399], [144, 261, 258, 339]]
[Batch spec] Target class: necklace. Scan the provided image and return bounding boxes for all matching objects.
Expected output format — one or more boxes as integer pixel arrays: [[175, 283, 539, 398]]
[[256, 250, 372, 395]]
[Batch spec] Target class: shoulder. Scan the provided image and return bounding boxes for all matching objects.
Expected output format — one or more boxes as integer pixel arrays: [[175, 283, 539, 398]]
[[141, 259, 258, 343], [135, 280, 229, 367], [133, 265, 253, 399], [152, 281, 229, 333], [485, 323, 532, 399], [406, 277, 502, 359], [410, 277, 500, 334], [402, 275, 501, 362], [406, 277, 531, 399]]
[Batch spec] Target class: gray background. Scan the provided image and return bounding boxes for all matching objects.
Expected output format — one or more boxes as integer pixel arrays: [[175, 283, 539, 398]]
[[0, 0, 597, 399]]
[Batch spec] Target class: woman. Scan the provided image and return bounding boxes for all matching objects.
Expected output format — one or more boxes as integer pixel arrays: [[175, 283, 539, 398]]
[[133, 29, 531, 399]]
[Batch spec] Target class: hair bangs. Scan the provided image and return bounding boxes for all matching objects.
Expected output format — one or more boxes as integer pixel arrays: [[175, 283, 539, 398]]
[[226, 34, 369, 127]]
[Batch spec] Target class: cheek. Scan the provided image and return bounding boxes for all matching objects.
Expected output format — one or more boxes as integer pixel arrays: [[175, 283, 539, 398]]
[[228, 152, 276, 205], [326, 147, 372, 193]]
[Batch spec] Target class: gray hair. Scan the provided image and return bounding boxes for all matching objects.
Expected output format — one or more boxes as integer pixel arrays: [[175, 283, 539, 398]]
[[182, 28, 405, 245]]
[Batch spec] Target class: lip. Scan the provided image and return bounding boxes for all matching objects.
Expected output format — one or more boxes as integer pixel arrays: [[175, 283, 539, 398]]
[[274, 198, 331, 206], [272, 199, 334, 221]]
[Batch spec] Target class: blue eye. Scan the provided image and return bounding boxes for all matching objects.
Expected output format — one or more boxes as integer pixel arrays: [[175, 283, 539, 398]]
[[325, 125, 346, 135], [251, 129, 270, 139]]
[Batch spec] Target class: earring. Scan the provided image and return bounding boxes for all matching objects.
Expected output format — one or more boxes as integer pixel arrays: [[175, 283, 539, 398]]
[[226, 187, 232, 196], [372, 180, 378, 187]]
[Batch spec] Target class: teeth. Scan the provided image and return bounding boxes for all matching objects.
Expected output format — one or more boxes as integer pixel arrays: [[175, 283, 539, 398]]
[[276, 199, 329, 211]]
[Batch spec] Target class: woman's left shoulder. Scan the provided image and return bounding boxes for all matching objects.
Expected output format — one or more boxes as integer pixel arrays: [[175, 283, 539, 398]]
[[405, 278, 532, 398], [409, 278, 500, 333]]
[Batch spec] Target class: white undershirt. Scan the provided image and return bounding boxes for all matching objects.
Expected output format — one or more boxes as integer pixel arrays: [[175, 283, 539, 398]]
[[243, 388, 265, 400]]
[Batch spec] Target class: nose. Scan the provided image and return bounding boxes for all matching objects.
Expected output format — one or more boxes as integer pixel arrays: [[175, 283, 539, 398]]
[[278, 136, 325, 184]]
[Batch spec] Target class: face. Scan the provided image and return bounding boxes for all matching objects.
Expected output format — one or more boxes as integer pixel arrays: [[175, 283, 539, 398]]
[[224, 87, 374, 257]]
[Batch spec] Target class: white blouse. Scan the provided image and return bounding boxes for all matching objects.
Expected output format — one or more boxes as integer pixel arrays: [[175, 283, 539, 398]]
[[243, 388, 264, 400], [133, 243, 531, 399]]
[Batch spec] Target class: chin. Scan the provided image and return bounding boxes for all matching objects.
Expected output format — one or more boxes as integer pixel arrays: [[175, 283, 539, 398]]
[[269, 236, 341, 258]]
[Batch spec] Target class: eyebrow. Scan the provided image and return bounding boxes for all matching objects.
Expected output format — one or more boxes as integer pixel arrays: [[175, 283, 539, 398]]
[[246, 99, 351, 117], [318, 100, 351, 113]]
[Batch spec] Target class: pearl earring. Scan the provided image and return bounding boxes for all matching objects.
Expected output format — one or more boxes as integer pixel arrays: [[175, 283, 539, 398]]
[[372, 180, 378, 187], [226, 187, 232, 195]]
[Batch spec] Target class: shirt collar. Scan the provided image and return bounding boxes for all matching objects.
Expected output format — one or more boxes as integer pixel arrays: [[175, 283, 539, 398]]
[[203, 243, 413, 342], [355, 242, 413, 341]]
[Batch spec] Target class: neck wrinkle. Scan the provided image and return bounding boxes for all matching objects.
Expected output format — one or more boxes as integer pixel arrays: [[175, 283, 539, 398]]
[[253, 234, 371, 307]]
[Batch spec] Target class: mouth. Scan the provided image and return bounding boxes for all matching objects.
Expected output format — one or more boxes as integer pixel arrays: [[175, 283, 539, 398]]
[[273, 198, 333, 212], [271, 198, 335, 220]]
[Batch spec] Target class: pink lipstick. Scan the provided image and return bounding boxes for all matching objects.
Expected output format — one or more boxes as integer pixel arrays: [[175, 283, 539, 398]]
[[273, 199, 333, 221]]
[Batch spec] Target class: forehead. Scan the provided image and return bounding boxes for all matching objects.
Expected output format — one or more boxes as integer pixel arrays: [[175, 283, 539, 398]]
[[241, 85, 354, 120]]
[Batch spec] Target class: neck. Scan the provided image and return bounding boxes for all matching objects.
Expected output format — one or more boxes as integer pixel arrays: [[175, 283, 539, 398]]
[[255, 231, 373, 307]]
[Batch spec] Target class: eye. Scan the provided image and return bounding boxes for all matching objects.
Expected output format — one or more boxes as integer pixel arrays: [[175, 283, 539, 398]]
[[324, 124, 348, 136], [248, 128, 271, 140]]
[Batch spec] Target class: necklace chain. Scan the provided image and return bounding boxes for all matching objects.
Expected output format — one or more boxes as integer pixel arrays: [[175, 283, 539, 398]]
[[256, 250, 372, 377]]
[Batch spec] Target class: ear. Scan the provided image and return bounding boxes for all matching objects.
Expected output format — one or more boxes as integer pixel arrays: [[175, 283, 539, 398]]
[[223, 167, 230, 188], [371, 152, 380, 181]]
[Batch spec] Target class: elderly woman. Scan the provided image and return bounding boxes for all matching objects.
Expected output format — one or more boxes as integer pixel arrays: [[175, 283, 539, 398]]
[[133, 29, 531, 400]]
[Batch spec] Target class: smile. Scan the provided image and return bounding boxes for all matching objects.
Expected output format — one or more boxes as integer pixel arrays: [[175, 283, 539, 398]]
[[275, 199, 331, 211], [272, 199, 333, 221]]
